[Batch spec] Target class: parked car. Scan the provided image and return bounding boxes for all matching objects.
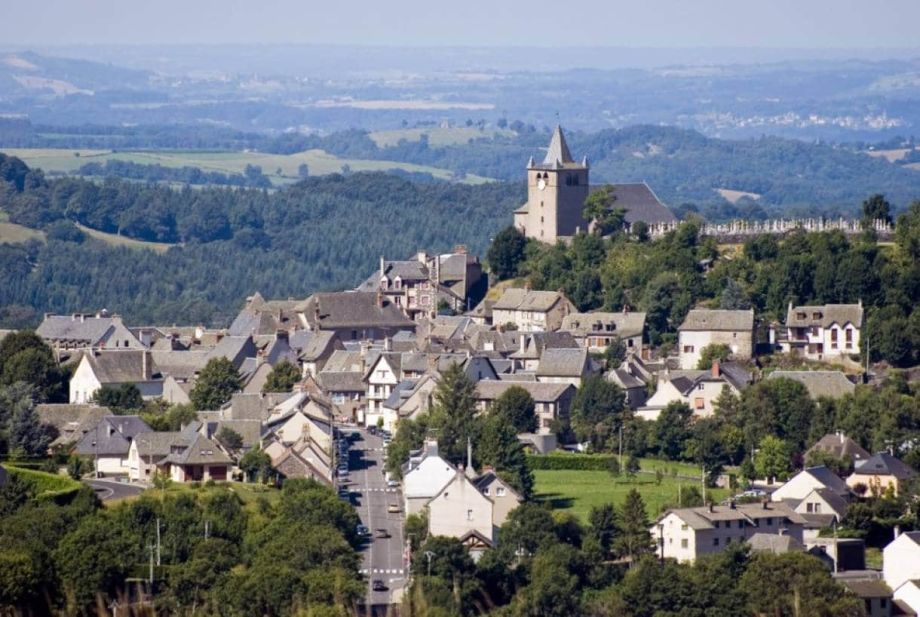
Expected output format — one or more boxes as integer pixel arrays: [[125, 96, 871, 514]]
[[374, 528, 391, 539], [386, 479, 399, 488], [372, 579, 387, 591], [387, 503, 401, 513], [356, 524, 370, 537]]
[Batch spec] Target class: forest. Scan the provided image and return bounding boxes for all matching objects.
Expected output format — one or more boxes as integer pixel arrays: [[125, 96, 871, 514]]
[[0, 153, 520, 326]]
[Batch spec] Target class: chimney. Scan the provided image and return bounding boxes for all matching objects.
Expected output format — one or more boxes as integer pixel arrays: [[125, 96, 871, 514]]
[[376, 291, 384, 308], [708, 502, 714, 513], [360, 340, 370, 358], [276, 329, 289, 342], [623, 305, 630, 315], [519, 333, 528, 354], [384, 336, 391, 352], [453, 244, 467, 255], [711, 360, 720, 378], [417, 250, 428, 264], [142, 351, 149, 380], [380, 256, 386, 278], [762, 499, 770, 510], [523, 281, 531, 292]]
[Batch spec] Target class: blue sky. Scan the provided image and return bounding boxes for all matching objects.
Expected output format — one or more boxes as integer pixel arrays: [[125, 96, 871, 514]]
[[4, 0, 920, 48]]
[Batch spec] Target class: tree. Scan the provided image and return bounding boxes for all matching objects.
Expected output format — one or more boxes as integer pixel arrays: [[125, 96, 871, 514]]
[[239, 448, 272, 483], [430, 363, 480, 463], [569, 375, 627, 451], [603, 337, 627, 368], [615, 489, 652, 560], [653, 401, 693, 461], [4, 384, 50, 457], [695, 343, 732, 369], [0, 332, 67, 403], [190, 357, 241, 410], [490, 385, 537, 433], [216, 426, 244, 452], [862, 193, 892, 228], [92, 383, 143, 413], [262, 359, 301, 393], [478, 413, 534, 497], [487, 226, 527, 280], [754, 435, 792, 482], [719, 278, 751, 310], [587, 503, 618, 557], [583, 184, 625, 236]]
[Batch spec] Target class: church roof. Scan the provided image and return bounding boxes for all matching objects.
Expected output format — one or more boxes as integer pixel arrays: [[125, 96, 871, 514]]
[[543, 125, 574, 167]]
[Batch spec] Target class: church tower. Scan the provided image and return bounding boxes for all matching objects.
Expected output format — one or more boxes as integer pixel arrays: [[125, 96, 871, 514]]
[[513, 125, 589, 243]]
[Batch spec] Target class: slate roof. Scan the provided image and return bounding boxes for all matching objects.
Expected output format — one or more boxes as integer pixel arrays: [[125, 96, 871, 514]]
[[660, 362, 751, 395], [748, 533, 804, 553], [543, 125, 575, 166], [323, 350, 365, 373], [802, 466, 851, 496], [785, 303, 864, 329], [74, 415, 152, 456], [492, 288, 569, 312], [213, 419, 263, 449], [678, 309, 754, 332], [317, 371, 365, 392], [662, 502, 807, 529], [383, 379, 418, 410], [588, 182, 678, 225], [85, 350, 158, 383], [806, 433, 871, 463], [608, 368, 645, 390], [769, 371, 856, 399], [838, 579, 893, 599], [853, 453, 916, 480], [206, 335, 257, 367], [150, 350, 209, 380], [298, 331, 340, 361], [37, 314, 116, 345], [228, 309, 281, 337], [536, 347, 589, 377], [475, 380, 574, 403], [561, 311, 647, 339], [135, 431, 190, 457], [809, 487, 850, 517], [304, 292, 415, 330], [36, 404, 111, 446], [161, 434, 232, 466]]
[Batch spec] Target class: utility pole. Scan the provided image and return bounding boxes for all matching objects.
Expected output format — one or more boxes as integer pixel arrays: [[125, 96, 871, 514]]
[[204, 520, 210, 540], [618, 425, 624, 473], [425, 551, 435, 578], [147, 543, 154, 585], [156, 518, 161, 566], [701, 463, 707, 505]]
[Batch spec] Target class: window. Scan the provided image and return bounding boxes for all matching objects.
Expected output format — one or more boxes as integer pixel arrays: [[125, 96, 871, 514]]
[[466, 509, 474, 521], [766, 518, 773, 526], [482, 488, 490, 496], [683, 345, 695, 353], [845, 329, 853, 342], [681, 539, 688, 549], [713, 537, 720, 546], [725, 537, 731, 544], [496, 487, 506, 497], [811, 326, 819, 336], [814, 503, 821, 513], [806, 503, 814, 513], [681, 524, 688, 531], [695, 397, 705, 410], [713, 521, 719, 529]]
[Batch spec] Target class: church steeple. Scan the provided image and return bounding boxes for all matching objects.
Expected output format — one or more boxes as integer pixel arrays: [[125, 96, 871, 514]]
[[543, 125, 574, 166]]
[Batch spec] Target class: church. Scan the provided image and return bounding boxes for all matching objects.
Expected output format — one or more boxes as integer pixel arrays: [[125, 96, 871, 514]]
[[513, 126, 677, 244]]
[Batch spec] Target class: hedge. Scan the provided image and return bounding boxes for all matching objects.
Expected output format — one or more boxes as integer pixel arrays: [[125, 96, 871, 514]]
[[526, 453, 618, 471], [6, 465, 83, 502]]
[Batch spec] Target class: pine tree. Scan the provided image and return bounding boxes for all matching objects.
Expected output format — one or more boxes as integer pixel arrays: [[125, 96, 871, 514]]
[[431, 363, 480, 463], [479, 413, 534, 498], [616, 489, 653, 561], [190, 357, 242, 411], [4, 384, 49, 457]]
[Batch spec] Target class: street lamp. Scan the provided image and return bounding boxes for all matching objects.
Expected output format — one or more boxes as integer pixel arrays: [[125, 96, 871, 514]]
[[424, 551, 435, 577]]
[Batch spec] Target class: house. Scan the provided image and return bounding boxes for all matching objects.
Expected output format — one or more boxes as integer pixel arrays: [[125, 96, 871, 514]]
[[474, 381, 576, 434], [36, 403, 111, 449], [677, 309, 755, 369], [364, 352, 401, 418], [402, 440, 456, 515], [792, 487, 849, 528], [427, 468, 496, 555], [884, 532, 920, 615], [272, 447, 332, 486], [512, 125, 675, 244], [780, 302, 864, 361], [373, 379, 417, 433], [638, 361, 751, 420], [303, 291, 416, 340], [747, 532, 805, 554], [37, 312, 143, 351], [653, 501, 806, 563], [128, 426, 199, 482], [607, 365, 649, 410], [74, 415, 152, 477], [157, 433, 232, 482], [806, 432, 871, 466], [535, 347, 591, 387], [847, 453, 916, 497], [771, 466, 851, 502], [298, 331, 343, 377], [509, 331, 580, 371], [473, 469, 522, 529], [490, 288, 576, 333], [768, 370, 856, 400], [228, 293, 309, 335], [69, 350, 163, 403], [560, 310, 646, 352], [316, 371, 365, 418], [837, 579, 896, 617], [392, 373, 439, 425]]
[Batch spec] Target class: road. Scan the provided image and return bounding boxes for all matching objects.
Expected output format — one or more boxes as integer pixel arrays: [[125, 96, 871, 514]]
[[344, 427, 407, 608], [85, 478, 145, 501]]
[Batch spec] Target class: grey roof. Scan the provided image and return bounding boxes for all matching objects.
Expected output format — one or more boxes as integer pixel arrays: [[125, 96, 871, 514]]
[[807, 433, 871, 462], [228, 309, 280, 337], [162, 434, 232, 466], [227, 393, 283, 421], [838, 579, 893, 599], [213, 419, 263, 449], [608, 368, 645, 390], [85, 350, 158, 383], [323, 350, 365, 373], [298, 331, 340, 361], [474, 470, 523, 501], [475, 380, 574, 403], [36, 404, 111, 446], [304, 292, 415, 330], [810, 487, 850, 517], [493, 288, 571, 312], [364, 352, 402, 380], [317, 371, 365, 392], [149, 350, 209, 380], [853, 453, 915, 480], [561, 311, 646, 339], [206, 335, 257, 368], [769, 371, 856, 400], [536, 347, 589, 377], [803, 466, 851, 496], [679, 309, 754, 332], [135, 431, 189, 457], [74, 415, 152, 456], [588, 182, 678, 225], [36, 314, 116, 344], [786, 303, 864, 329], [663, 501, 807, 529], [542, 125, 575, 167], [748, 533, 804, 553], [383, 379, 418, 409]]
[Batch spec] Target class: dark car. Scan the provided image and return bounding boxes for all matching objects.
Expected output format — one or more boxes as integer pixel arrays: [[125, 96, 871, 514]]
[[372, 579, 387, 591], [356, 524, 370, 537], [374, 528, 391, 539]]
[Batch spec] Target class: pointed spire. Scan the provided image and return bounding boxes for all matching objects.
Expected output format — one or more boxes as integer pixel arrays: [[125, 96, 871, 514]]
[[582, 155, 589, 167], [526, 155, 535, 169], [543, 125, 574, 166]]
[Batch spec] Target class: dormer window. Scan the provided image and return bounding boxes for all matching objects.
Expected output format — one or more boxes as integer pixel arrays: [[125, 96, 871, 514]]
[[813, 312, 822, 320], [796, 312, 806, 320], [380, 277, 388, 290], [394, 276, 402, 289]]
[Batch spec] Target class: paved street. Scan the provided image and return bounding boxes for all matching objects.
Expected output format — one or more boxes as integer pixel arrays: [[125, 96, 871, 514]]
[[85, 478, 145, 502], [344, 427, 407, 608]]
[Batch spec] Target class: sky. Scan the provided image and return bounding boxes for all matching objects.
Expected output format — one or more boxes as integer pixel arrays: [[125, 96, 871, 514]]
[[3, 0, 920, 48]]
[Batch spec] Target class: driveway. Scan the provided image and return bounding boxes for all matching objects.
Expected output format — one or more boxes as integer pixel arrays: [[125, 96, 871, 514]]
[[85, 478, 145, 502], [343, 427, 407, 607]]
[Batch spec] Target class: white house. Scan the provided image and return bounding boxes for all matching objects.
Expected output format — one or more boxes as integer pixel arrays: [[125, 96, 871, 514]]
[[770, 466, 850, 502], [473, 469, 522, 530], [884, 532, 920, 615], [653, 501, 806, 563], [535, 347, 592, 388], [677, 309, 755, 369], [490, 288, 576, 332], [427, 468, 495, 549], [474, 381, 576, 434], [70, 350, 162, 404], [364, 352, 401, 420], [638, 361, 750, 421], [402, 440, 457, 515], [74, 415, 152, 477], [780, 302, 863, 361]]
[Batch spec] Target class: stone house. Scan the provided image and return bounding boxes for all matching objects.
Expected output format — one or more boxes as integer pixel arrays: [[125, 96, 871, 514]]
[[560, 310, 646, 352], [677, 309, 755, 369], [490, 288, 576, 333]]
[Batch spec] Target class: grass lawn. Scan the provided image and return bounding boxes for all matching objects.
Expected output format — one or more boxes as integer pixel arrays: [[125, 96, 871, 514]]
[[1, 147, 494, 185], [534, 469, 729, 522], [0, 220, 45, 244], [75, 223, 176, 253]]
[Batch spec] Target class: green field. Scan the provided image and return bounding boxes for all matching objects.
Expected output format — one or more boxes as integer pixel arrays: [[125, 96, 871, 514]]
[[0, 219, 45, 244], [1, 147, 494, 185], [534, 469, 729, 522], [75, 223, 176, 253], [369, 126, 514, 148]]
